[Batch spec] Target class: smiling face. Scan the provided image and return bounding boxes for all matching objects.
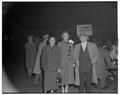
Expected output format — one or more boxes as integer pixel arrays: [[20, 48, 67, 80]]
[[49, 37, 56, 47], [62, 32, 70, 42], [79, 35, 88, 43]]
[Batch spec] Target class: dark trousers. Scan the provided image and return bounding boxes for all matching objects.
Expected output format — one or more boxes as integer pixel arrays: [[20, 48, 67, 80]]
[[79, 71, 92, 93]]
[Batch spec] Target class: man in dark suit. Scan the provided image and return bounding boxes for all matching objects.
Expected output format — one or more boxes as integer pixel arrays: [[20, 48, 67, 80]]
[[74, 33, 99, 93]]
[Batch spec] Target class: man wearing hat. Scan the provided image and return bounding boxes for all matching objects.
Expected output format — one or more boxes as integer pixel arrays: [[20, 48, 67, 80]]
[[33, 34, 49, 88], [74, 25, 99, 93]]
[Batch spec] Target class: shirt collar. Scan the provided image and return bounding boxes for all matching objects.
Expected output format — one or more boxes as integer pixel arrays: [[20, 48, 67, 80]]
[[81, 42, 87, 46]]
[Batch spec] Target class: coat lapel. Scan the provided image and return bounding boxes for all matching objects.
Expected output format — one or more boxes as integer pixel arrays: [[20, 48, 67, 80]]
[[77, 43, 81, 60]]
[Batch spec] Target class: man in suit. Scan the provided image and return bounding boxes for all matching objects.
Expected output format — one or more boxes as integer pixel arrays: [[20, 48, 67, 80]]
[[74, 34, 99, 93]]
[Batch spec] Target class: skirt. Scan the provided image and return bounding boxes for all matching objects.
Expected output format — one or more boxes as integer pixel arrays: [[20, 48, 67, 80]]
[[44, 71, 58, 91]]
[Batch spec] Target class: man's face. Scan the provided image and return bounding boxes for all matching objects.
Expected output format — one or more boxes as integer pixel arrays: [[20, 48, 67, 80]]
[[79, 35, 88, 43]]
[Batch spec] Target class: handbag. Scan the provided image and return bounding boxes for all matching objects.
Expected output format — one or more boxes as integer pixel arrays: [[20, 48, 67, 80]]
[[56, 72, 62, 83]]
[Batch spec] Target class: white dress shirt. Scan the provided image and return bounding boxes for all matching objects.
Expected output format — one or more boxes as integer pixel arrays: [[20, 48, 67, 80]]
[[81, 42, 87, 51]]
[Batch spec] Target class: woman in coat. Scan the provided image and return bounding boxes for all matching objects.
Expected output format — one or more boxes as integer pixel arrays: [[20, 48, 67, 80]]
[[58, 32, 75, 93], [41, 37, 61, 93]]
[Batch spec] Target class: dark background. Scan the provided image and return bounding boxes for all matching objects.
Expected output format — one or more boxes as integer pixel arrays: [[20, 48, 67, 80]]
[[2, 2, 117, 92], [3, 2, 117, 41]]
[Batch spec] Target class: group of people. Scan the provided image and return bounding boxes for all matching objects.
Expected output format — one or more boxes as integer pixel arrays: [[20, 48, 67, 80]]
[[25, 31, 118, 93]]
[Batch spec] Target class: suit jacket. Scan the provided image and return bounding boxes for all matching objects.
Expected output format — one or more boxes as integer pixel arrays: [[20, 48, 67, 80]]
[[74, 42, 99, 64]]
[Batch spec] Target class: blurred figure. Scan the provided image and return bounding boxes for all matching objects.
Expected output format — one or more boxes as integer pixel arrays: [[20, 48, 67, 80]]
[[95, 40, 111, 88], [33, 36, 40, 50], [41, 37, 61, 93], [104, 40, 113, 52], [58, 32, 75, 93], [110, 40, 118, 77], [33, 34, 49, 86], [110, 40, 118, 62], [25, 35, 37, 77]]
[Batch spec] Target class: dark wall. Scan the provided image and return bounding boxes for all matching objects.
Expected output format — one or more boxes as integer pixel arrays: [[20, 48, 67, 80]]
[[3, 2, 117, 43]]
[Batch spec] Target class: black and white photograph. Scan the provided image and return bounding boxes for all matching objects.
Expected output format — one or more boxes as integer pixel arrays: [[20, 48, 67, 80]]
[[2, 1, 118, 93]]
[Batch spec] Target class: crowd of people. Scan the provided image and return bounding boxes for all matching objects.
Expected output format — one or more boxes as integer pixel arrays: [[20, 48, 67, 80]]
[[25, 31, 118, 93]]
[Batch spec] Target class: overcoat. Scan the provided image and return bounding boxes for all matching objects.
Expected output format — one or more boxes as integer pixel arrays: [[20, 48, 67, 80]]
[[33, 41, 46, 74], [41, 45, 61, 91], [74, 42, 99, 84], [58, 40, 75, 85]]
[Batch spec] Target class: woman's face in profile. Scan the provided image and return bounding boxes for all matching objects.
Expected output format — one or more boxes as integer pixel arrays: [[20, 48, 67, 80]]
[[62, 32, 69, 42]]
